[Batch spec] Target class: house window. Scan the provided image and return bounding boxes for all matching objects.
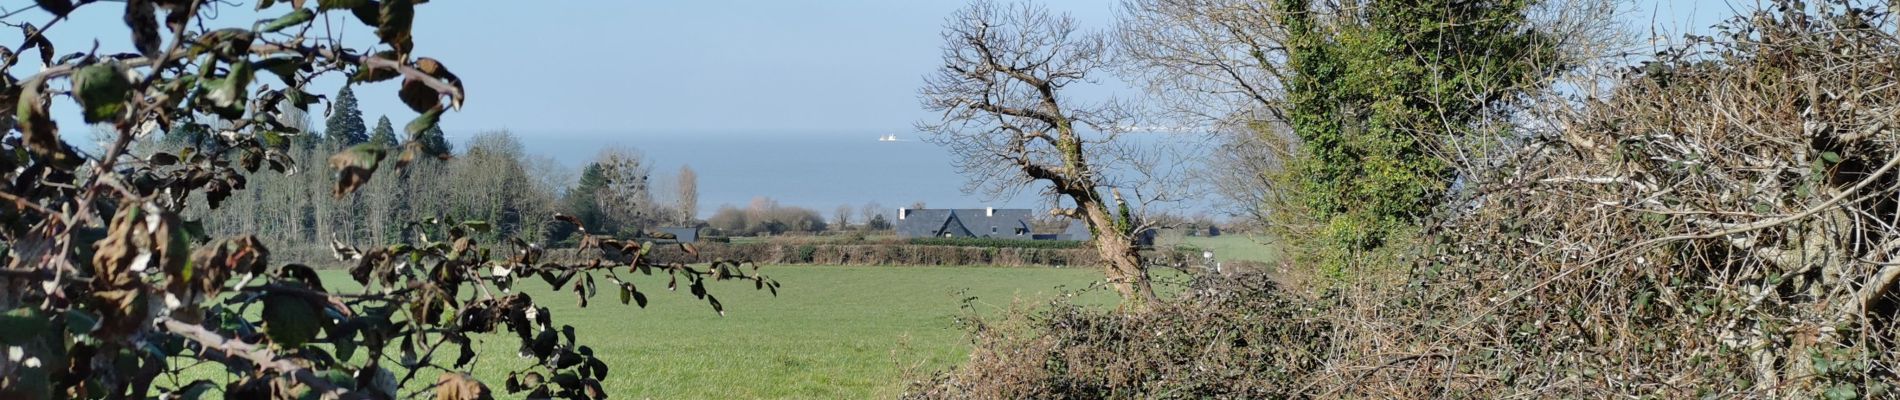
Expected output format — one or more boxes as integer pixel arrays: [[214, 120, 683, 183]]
[[991, 227, 998, 233]]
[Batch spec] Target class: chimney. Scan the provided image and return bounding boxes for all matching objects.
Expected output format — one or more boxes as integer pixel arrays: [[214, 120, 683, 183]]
[[898, 208, 908, 220], [986, 207, 994, 217]]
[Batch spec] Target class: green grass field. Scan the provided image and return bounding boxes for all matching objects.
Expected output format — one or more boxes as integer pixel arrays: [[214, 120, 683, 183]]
[[1179, 234, 1280, 263], [151, 237, 1280, 398], [162, 265, 1140, 399]]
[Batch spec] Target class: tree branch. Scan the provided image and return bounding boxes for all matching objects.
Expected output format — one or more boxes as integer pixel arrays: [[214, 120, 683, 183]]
[[160, 317, 370, 400]]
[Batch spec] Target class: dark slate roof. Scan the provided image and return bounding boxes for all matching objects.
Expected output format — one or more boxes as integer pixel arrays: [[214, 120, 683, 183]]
[[657, 226, 699, 243], [896, 208, 1033, 239], [1058, 220, 1093, 241], [958, 209, 1033, 238], [896, 209, 954, 238]]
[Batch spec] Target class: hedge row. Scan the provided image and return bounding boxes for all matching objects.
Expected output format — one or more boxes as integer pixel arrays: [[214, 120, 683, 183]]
[[903, 237, 1085, 249], [554, 242, 1104, 267]]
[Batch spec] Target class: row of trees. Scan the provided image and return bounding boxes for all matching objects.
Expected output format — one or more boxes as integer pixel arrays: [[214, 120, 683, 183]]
[[153, 97, 703, 251]]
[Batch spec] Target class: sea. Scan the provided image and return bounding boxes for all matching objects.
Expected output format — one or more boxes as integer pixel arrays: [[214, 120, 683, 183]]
[[507, 130, 1217, 219]]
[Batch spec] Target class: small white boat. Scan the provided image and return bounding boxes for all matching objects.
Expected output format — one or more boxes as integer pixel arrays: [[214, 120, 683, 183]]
[[878, 134, 899, 142]]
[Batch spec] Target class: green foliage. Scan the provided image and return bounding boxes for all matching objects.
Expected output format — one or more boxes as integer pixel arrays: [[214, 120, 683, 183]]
[[369, 114, 399, 148], [563, 162, 612, 236], [324, 86, 369, 147], [415, 122, 454, 157], [1275, 0, 1557, 273]]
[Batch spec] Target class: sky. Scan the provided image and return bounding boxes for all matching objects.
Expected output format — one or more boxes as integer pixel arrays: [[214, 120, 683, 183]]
[[11, 0, 1748, 140], [2, 0, 1758, 214]]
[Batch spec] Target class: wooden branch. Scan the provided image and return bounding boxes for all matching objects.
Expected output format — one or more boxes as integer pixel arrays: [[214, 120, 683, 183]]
[[160, 318, 371, 400], [22, 43, 463, 106], [967, 101, 1061, 127]]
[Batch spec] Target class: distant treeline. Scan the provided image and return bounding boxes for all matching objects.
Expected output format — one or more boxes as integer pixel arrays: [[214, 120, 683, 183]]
[[155, 87, 697, 253]]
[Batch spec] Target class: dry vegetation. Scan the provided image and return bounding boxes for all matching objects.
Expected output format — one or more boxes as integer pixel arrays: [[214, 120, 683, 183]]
[[911, 0, 1900, 398]]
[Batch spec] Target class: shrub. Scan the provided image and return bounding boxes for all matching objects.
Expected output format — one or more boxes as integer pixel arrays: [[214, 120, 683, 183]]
[[904, 272, 1330, 399]]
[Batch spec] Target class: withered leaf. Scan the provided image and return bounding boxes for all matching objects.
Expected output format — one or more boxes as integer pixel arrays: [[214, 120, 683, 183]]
[[327, 143, 387, 198], [433, 372, 490, 400], [124, 0, 160, 57]]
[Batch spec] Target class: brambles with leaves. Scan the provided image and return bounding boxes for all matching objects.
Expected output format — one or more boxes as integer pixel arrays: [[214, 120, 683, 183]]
[[1315, 2, 1900, 395], [0, 1, 775, 399]]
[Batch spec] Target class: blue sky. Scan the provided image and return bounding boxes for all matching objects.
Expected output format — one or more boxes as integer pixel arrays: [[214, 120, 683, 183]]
[[10, 0, 1745, 142]]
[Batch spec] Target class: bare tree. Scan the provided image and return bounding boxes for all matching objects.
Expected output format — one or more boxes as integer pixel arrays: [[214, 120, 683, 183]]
[[1117, 0, 1293, 125], [594, 146, 660, 234], [860, 201, 883, 229], [676, 165, 698, 224], [921, 1, 1160, 306], [835, 204, 853, 230]]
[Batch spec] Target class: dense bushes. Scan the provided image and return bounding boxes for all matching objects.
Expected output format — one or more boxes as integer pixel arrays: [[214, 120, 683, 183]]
[[905, 272, 1329, 398], [916, 1, 1900, 398], [705, 198, 829, 236]]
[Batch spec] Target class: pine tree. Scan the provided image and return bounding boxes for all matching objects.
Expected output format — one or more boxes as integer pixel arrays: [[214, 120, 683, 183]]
[[324, 86, 368, 147], [415, 124, 454, 157], [565, 163, 611, 234], [369, 115, 398, 148]]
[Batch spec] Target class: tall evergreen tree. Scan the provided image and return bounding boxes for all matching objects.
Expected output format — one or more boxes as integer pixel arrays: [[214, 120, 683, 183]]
[[369, 115, 398, 148], [324, 86, 369, 147], [416, 124, 454, 157], [565, 163, 611, 234]]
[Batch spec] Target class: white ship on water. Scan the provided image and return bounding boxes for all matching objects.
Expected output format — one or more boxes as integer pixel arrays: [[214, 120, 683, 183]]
[[878, 134, 900, 142]]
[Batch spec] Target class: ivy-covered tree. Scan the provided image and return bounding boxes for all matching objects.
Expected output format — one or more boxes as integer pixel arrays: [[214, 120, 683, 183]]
[[368, 114, 399, 148], [1276, 0, 1559, 273], [0, 2, 775, 399], [325, 85, 369, 147]]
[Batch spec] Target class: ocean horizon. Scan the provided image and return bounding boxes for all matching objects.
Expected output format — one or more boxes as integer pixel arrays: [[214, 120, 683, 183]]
[[481, 129, 1215, 220]]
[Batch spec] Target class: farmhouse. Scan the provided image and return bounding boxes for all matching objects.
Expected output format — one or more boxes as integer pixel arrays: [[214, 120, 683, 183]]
[[896, 208, 1033, 239]]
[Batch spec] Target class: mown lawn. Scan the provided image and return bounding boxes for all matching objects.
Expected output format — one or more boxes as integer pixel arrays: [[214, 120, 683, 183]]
[[161, 265, 1140, 399]]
